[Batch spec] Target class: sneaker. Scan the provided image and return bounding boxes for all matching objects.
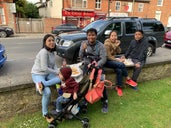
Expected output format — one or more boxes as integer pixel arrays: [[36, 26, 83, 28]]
[[101, 103, 108, 113], [131, 86, 138, 91], [36, 82, 44, 94], [115, 86, 123, 97], [44, 114, 54, 123], [50, 110, 60, 116], [126, 79, 137, 87]]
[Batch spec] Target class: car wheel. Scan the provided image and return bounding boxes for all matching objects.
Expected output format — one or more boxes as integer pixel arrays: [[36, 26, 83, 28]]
[[0, 31, 7, 38], [147, 43, 154, 57]]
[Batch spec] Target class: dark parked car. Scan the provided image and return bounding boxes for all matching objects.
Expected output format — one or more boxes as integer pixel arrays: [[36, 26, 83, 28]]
[[0, 44, 7, 68], [164, 31, 171, 47], [55, 17, 165, 64], [0, 26, 14, 38], [51, 24, 81, 35]]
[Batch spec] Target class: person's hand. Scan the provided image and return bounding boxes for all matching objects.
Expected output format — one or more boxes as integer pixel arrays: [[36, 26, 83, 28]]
[[119, 58, 125, 62], [120, 55, 125, 60], [82, 42, 87, 51], [73, 92, 77, 100], [135, 62, 141, 68], [115, 40, 120, 47]]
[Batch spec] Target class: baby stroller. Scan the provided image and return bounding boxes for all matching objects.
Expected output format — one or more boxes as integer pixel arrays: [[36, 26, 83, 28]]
[[46, 74, 91, 128]]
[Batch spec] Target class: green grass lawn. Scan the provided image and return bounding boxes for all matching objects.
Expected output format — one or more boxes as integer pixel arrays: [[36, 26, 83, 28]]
[[1, 77, 171, 128]]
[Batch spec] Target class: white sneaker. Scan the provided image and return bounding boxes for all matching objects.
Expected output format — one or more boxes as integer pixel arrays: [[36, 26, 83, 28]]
[[36, 82, 43, 95]]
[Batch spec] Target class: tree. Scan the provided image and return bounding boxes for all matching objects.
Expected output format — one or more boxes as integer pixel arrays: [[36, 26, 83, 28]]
[[24, 3, 40, 18], [14, 0, 27, 18], [14, 0, 40, 18]]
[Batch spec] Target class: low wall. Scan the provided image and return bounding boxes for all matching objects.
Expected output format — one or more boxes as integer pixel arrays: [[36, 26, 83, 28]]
[[0, 61, 171, 119]]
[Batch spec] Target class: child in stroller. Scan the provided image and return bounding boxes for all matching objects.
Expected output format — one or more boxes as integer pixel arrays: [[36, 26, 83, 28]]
[[45, 66, 90, 128]]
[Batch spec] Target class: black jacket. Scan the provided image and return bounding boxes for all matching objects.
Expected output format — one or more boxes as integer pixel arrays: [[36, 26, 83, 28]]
[[125, 37, 148, 63]]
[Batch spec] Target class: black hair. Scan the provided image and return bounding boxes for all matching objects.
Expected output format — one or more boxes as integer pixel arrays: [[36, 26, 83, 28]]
[[135, 30, 144, 35], [109, 30, 118, 37], [86, 28, 97, 35], [42, 34, 56, 52]]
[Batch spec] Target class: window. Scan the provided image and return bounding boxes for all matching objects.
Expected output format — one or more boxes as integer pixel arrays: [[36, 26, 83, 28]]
[[50, 0, 53, 7], [125, 22, 137, 34], [155, 11, 161, 21], [138, 3, 144, 12], [142, 22, 164, 32], [105, 22, 122, 35], [72, 0, 87, 8], [95, 0, 101, 9], [115, 1, 121, 11], [157, 0, 163, 6], [0, 8, 6, 25]]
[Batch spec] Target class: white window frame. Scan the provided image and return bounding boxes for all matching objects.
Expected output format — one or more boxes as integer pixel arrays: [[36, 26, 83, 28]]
[[115, 1, 121, 11], [0, 8, 6, 25], [82, 0, 87, 8], [155, 11, 161, 21], [71, 0, 87, 8], [138, 3, 144, 12], [157, 0, 163, 6], [95, 0, 101, 9]]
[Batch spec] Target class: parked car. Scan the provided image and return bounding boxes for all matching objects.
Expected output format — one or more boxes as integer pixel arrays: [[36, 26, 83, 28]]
[[0, 26, 14, 38], [51, 24, 81, 35], [55, 17, 165, 64], [164, 31, 171, 47], [0, 44, 7, 68]]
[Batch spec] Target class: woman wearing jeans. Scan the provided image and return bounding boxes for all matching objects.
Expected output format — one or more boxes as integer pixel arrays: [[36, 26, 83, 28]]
[[104, 31, 136, 96], [31, 34, 61, 117]]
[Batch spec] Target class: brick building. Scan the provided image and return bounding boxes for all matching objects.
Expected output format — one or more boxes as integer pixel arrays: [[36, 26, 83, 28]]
[[62, 0, 171, 28], [38, 0, 171, 29], [0, 0, 16, 30]]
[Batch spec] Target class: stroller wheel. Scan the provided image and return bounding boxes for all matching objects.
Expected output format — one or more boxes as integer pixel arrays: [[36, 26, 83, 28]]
[[82, 118, 90, 128], [82, 118, 89, 122], [48, 124, 56, 128], [48, 120, 58, 128], [82, 122, 90, 128]]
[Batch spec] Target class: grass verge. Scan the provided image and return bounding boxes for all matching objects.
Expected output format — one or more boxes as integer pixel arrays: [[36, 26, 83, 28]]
[[1, 77, 171, 128]]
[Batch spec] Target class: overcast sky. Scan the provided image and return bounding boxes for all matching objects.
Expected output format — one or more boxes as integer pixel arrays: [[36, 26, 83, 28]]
[[26, 0, 40, 4]]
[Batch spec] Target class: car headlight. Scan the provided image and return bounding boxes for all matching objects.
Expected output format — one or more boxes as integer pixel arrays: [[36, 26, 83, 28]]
[[5, 28, 12, 31], [62, 40, 73, 47]]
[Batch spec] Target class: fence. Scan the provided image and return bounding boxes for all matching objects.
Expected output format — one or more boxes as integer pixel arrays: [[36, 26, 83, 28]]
[[16, 18, 62, 33]]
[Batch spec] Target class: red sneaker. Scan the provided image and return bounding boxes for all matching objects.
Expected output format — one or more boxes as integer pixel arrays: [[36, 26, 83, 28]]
[[126, 79, 137, 87], [115, 86, 123, 97]]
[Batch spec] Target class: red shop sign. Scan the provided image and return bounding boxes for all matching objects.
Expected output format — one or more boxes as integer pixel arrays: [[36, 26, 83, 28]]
[[62, 10, 95, 17]]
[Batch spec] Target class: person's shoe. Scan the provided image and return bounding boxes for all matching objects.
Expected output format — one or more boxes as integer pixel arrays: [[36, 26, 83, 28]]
[[126, 79, 137, 87], [50, 110, 60, 117], [36, 82, 44, 94], [131, 86, 138, 91], [44, 114, 54, 123], [101, 102, 108, 113], [115, 86, 123, 97]]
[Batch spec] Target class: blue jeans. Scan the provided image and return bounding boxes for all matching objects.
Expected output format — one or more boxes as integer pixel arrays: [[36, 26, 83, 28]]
[[105, 60, 128, 87], [32, 73, 61, 116], [131, 59, 145, 82], [56, 96, 70, 112]]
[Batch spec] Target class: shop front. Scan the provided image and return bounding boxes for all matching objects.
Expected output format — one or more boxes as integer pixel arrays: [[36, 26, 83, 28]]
[[62, 9, 107, 28]]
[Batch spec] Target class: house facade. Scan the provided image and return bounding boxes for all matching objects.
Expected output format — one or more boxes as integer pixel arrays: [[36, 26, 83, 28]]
[[38, 0, 171, 29], [0, 0, 16, 29]]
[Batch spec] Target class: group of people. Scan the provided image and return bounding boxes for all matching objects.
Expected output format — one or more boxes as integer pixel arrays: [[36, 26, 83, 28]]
[[31, 28, 148, 118]]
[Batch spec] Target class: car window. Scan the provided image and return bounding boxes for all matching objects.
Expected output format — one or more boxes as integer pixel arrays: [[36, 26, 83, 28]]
[[142, 22, 164, 32], [82, 20, 106, 32], [104, 22, 121, 35], [125, 22, 137, 34]]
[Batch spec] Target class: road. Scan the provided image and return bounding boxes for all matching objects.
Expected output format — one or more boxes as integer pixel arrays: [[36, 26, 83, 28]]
[[0, 37, 62, 77], [0, 36, 171, 79]]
